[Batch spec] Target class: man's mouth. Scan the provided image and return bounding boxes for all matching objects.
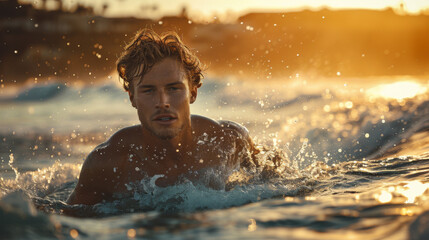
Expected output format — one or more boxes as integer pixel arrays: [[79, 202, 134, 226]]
[[153, 114, 177, 123], [158, 117, 174, 121]]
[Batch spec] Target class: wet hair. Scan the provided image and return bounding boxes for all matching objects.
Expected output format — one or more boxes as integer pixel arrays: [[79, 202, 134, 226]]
[[116, 28, 203, 92]]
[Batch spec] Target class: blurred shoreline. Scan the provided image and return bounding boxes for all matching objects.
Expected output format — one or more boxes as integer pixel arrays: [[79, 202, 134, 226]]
[[1, 0, 429, 88]]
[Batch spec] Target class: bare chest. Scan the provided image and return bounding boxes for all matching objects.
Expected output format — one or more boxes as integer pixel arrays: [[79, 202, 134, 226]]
[[112, 141, 238, 191]]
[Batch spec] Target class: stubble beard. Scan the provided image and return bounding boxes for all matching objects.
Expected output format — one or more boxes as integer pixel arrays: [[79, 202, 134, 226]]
[[142, 120, 184, 140]]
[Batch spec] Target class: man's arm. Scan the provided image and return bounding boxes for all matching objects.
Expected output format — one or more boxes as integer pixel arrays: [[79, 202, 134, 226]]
[[66, 129, 129, 205], [66, 126, 142, 206], [67, 144, 112, 205], [219, 120, 260, 168]]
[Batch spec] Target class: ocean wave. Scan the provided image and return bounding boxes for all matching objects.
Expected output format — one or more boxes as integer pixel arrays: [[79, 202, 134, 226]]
[[0, 83, 66, 102]]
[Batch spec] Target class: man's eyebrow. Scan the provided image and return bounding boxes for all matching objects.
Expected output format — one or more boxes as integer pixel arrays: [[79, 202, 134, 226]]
[[137, 81, 184, 88], [166, 81, 185, 86], [138, 84, 154, 88]]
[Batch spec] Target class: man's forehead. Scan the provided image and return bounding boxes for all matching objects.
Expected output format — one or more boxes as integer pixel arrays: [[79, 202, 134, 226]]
[[134, 58, 188, 86]]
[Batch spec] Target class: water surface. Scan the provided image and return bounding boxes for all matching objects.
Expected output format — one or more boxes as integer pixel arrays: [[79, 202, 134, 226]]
[[1, 76, 428, 239]]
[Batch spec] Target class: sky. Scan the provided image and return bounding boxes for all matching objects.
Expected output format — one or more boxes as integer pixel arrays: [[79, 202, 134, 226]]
[[28, 0, 429, 21]]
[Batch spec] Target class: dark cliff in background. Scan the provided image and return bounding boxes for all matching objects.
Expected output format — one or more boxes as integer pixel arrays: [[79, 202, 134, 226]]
[[1, 0, 429, 87]]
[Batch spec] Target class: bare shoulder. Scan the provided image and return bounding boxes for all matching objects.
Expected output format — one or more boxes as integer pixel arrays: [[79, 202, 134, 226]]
[[191, 115, 256, 154], [191, 115, 259, 168], [218, 120, 250, 138], [83, 125, 138, 165], [82, 125, 142, 174], [191, 114, 249, 136], [106, 125, 142, 148], [67, 125, 141, 205], [191, 115, 221, 131]]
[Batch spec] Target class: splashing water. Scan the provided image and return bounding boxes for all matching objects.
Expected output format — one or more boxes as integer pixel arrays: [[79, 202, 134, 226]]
[[8, 153, 19, 180], [0, 77, 429, 239]]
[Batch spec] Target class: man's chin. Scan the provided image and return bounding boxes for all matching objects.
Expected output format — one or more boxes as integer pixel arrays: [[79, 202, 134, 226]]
[[152, 129, 180, 140], [142, 123, 182, 140], [156, 133, 177, 140]]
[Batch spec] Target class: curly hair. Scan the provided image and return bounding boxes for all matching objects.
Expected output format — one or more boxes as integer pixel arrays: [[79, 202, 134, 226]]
[[116, 29, 203, 92]]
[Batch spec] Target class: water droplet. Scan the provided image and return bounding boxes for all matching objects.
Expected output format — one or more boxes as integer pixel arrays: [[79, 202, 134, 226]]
[[70, 229, 79, 239], [127, 228, 136, 238]]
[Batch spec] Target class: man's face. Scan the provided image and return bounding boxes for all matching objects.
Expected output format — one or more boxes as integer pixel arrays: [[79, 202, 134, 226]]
[[129, 58, 197, 140]]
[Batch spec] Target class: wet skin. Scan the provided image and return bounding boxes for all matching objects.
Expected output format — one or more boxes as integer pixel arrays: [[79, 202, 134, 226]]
[[67, 58, 258, 205]]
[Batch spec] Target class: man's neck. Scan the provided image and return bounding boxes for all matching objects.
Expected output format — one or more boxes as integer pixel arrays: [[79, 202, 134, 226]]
[[140, 125, 194, 160]]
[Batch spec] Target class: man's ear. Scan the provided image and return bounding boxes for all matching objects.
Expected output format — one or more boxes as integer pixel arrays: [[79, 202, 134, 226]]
[[128, 90, 137, 108], [190, 85, 198, 104]]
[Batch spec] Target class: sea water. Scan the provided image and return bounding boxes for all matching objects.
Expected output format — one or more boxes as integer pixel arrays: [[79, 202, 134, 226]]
[[0, 76, 428, 239]]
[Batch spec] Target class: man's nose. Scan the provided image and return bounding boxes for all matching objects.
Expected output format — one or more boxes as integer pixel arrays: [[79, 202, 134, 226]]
[[155, 91, 170, 109]]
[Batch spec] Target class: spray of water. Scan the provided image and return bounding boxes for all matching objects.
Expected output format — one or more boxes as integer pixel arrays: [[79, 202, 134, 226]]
[[8, 153, 20, 180]]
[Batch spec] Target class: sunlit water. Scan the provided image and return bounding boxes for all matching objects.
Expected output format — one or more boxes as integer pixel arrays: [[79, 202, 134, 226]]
[[0, 76, 428, 239]]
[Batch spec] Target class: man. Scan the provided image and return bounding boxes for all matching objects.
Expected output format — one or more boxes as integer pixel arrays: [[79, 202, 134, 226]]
[[67, 29, 258, 205]]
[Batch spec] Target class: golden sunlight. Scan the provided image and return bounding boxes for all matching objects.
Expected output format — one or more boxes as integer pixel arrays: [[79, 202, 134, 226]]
[[248, 219, 257, 232], [127, 228, 137, 238], [376, 190, 393, 203], [70, 229, 79, 239], [366, 81, 427, 100], [25, 0, 429, 19], [399, 181, 429, 204]]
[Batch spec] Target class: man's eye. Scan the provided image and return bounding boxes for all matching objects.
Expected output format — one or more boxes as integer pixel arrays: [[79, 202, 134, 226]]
[[168, 87, 180, 91], [142, 89, 153, 93]]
